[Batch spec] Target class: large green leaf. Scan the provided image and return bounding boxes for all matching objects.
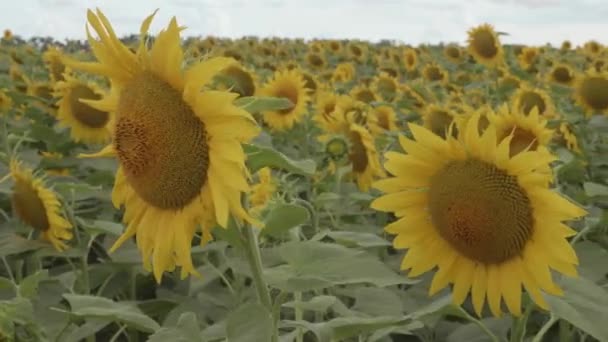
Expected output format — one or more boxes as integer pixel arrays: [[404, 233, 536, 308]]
[[244, 144, 316, 176], [226, 302, 273, 342], [546, 276, 608, 341], [148, 312, 202, 342], [18, 270, 48, 299], [63, 294, 160, 333], [265, 241, 416, 291], [261, 203, 310, 237]]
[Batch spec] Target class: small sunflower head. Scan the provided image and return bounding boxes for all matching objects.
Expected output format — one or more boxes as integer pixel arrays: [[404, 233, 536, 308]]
[[403, 48, 418, 71], [511, 84, 555, 118], [467, 23, 504, 67], [325, 136, 349, 160], [261, 68, 311, 131], [548, 63, 575, 86], [573, 70, 608, 116]]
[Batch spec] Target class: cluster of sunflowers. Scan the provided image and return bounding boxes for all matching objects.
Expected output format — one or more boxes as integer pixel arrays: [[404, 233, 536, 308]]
[[0, 9, 607, 340]]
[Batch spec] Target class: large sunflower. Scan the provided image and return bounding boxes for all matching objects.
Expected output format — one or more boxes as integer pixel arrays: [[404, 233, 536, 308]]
[[260, 68, 310, 131], [371, 113, 586, 317], [67, 9, 260, 282], [573, 70, 608, 116], [467, 24, 504, 67], [54, 74, 113, 144], [9, 159, 72, 251]]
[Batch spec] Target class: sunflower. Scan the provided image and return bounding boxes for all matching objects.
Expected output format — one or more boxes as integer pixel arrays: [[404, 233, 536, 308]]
[[422, 63, 448, 84], [3, 29, 12, 41], [348, 42, 368, 63], [54, 74, 112, 144], [511, 84, 556, 118], [67, 9, 260, 282], [467, 24, 504, 67], [444, 44, 463, 64], [250, 167, 277, 216], [498, 73, 521, 90], [314, 91, 342, 132], [547, 63, 575, 86], [560, 40, 571, 52], [0, 89, 13, 113], [583, 40, 602, 57], [557, 122, 582, 154], [372, 73, 399, 102], [332, 62, 356, 83], [9, 159, 73, 251], [371, 112, 587, 317], [348, 124, 385, 191], [372, 105, 398, 133], [43, 47, 68, 84], [573, 70, 608, 116], [10, 64, 29, 93], [260, 68, 310, 131], [349, 85, 377, 104], [215, 64, 257, 98], [517, 47, 540, 71], [403, 48, 418, 72], [491, 105, 554, 158], [299, 69, 320, 98], [423, 104, 457, 138], [306, 52, 326, 70], [326, 40, 343, 55], [399, 84, 426, 111]]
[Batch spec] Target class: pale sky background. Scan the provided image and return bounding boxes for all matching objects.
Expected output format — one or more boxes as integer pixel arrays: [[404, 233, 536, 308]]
[[1, 0, 607, 46]]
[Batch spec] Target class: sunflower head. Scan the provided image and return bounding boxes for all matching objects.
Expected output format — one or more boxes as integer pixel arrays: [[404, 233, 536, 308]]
[[517, 47, 540, 70], [423, 104, 457, 138], [372, 105, 398, 132], [372, 73, 399, 102], [403, 48, 418, 72], [10, 159, 73, 251], [511, 84, 556, 118], [346, 124, 385, 191], [422, 63, 448, 84], [548, 63, 575, 86], [467, 23, 504, 67], [332, 62, 356, 83], [54, 73, 112, 144], [325, 135, 349, 160], [0, 89, 13, 113], [372, 112, 586, 317], [260, 68, 311, 131], [348, 42, 368, 62], [67, 9, 260, 282], [215, 64, 257, 98], [43, 47, 68, 84], [556, 122, 582, 154], [444, 44, 463, 64], [573, 69, 608, 116], [491, 104, 554, 157], [583, 40, 602, 56], [350, 85, 378, 104], [306, 52, 326, 70]]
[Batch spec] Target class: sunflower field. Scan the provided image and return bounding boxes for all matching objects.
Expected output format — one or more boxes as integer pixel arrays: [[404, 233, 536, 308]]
[[0, 9, 607, 342]]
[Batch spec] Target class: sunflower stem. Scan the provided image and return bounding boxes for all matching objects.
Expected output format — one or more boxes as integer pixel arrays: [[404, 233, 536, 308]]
[[457, 307, 500, 342], [510, 301, 533, 342], [295, 291, 304, 342], [532, 314, 558, 342], [241, 221, 276, 340]]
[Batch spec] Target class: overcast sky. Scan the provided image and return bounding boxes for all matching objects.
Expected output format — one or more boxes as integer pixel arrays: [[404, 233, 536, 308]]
[[1, 0, 607, 46]]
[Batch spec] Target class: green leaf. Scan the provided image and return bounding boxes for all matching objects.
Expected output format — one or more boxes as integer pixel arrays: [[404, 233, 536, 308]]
[[327, 231, 391, 248], [148, 312, 202, 342], [62, 318, 111, 342], [226, 302, 273, 342], [261, 204, 309, 237], [583, 182, 608, 197], [79, 219, 124, 237], [18, 270, 48, 299], [265, 241, 415, 291], [282, 295, 338, 313], [63, 294, 160, 333], [446, 317, 512, 342], [353, 287, 404, 317], [234, 96, 294, 113], [244, 144, 316, 176], [0, 233, 48, 257], [546, 276, 608, 342]]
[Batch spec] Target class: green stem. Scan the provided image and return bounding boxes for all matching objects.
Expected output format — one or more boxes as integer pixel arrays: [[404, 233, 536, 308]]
[[510, 301, 534, 342], [295, 291, 303, 342], [457, 307, 500, 342], [532, 315, 558, 342]]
